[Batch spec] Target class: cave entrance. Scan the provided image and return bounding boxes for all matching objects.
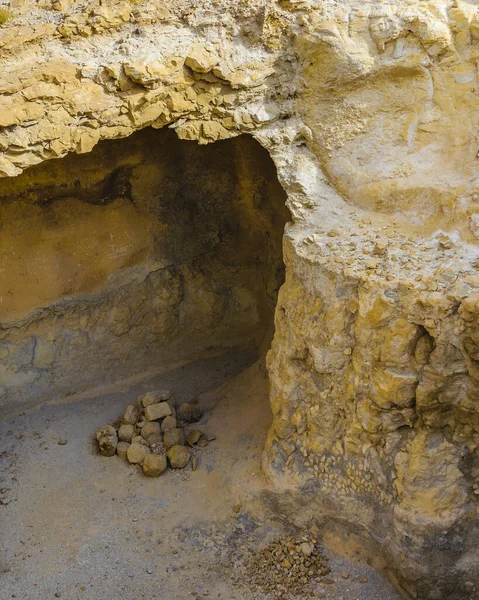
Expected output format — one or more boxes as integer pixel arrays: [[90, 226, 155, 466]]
[[0, 127, 289, 413]]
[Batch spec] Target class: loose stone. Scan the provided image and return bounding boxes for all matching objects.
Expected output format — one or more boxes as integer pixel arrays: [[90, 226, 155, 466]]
[[116, 441, 130, 459], [96, 425, 116, 441], [300, 542, 312, 557], [163, 428, 184, 450], [127, 442, 150, 464], [177, 401, 202, 423], [144, 402, 171, 421], [96, 389, 214, 478], [123, 404, 140, 425], [161, 415, 177, 432], [97, 428, 118, 457], [187, 429, 202, 446], [141, 389, 171, 407], [167, 445, 190, 469], [243, 533, 329, 597], [146, 432, 163, 447], [132, 435, 149, 446], [118, 424, 135, 443], [142, 422, 161, 438], [143, 454, 167, 477]]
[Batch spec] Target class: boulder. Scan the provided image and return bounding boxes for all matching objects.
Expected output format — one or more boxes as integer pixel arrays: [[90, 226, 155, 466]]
[[187, 430, 202, 446], [161, 415, 177, 432], [142, 421, 160, 438], [116, 441, 130, 459], [141, 389, 172, 407], [127, 442, 150, 464], [123, 404, 140, 425], [143, 454, 167, 477], [146, 432, 163, 447], [144, 402, 171, 421], [98, 433, 118, 456], [96, 425, 118, 456], [118, 423, 135, 443], [132, 435, 149, 446], [96, 425, 116, 441], [163, 428, 184, 450], [177, 401, 201, 423], [167, 445, 190, 469]]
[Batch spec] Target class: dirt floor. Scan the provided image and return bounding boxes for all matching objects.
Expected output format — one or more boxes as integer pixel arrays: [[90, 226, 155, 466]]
[[0, 352, 402, 600]]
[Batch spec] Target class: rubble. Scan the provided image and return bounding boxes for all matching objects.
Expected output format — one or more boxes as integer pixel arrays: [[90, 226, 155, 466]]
[[241, 533, 330, 599], [95, 389, 213, 477]]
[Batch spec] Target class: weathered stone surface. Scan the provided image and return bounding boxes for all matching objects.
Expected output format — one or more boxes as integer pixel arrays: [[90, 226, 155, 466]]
[[116, 441, 130, 459], [0, 130, 286, 414], [131, 435, 149, 446], [146, 433, 163, 448], [126, 443, 150, 465], [118, 424, 135, 443], [141, 422, 161, 439], [140, 390, 171, 408], [97, 429, 118, 457], [161, 416, 177, 432], [142, 453, 167, 477], [96, 425, 116, 442], [177, 402, 202, 424], [163, 428, 184, 450], [123, 405, 140, 425], [1, 2, 479, 597], [144, 402, 171, 422], [185, 45, 219, 74], [166, 445, 190, 469]]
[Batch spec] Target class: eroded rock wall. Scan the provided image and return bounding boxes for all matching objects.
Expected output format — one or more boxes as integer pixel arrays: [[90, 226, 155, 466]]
[[1, 1, 479, 598], [0, 129, 288, 411]]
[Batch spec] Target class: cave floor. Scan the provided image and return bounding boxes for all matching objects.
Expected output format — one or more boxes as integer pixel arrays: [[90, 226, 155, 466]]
[[0, 352, 401, 600]]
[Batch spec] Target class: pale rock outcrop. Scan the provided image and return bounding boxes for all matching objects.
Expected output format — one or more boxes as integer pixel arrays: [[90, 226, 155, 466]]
[[1, 1, 479, 598]]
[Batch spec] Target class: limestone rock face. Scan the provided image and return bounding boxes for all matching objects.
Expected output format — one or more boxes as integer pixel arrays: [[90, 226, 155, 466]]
[[1, 1, 479, 598]]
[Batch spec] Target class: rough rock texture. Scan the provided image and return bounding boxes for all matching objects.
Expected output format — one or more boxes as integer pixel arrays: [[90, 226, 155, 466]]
[[142, 453, 167, 477], [166, 444, 190, 469], [0, 129, 288, 409], [1, 1, 479, 598], [126, 442, 149, 464]]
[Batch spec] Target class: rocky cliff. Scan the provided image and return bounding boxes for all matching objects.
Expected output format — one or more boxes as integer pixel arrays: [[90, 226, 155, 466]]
[[1, 1, 479, 597]]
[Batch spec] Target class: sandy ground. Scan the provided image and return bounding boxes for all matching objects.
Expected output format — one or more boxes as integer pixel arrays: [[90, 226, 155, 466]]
[[0, 352, 402, 600]]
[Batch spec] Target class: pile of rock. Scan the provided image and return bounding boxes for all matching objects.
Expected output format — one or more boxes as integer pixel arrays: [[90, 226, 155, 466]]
[[241, 534, 330, 599], [95, 389, 214, 477]]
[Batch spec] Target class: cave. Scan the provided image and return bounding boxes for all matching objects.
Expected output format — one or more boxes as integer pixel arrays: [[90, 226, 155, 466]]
[[0, 128, 289, 412], [4, 3, 479, 597]]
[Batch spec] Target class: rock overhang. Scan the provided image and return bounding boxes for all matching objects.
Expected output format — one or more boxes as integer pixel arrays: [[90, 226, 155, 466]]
[[1, 2, 479, 598]]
